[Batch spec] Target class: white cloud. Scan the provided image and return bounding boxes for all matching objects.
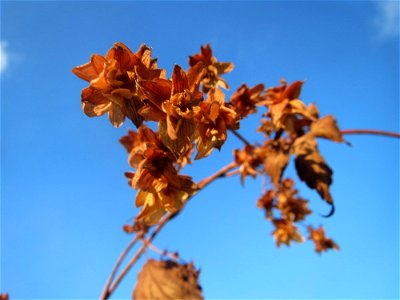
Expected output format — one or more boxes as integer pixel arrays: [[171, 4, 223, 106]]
[[0, 41, 9, 73], [374, 1, 399, 39]]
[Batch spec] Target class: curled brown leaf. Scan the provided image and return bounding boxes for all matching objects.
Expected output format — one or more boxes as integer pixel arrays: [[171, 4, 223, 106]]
[[133, 259, 204, 300]]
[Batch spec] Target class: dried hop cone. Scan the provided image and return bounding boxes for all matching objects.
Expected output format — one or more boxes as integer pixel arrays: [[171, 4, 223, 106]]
[[133, 259, 204, 300]]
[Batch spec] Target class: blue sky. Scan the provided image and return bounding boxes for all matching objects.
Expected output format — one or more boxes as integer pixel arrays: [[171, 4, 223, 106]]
[[1, 1, 399, 299]]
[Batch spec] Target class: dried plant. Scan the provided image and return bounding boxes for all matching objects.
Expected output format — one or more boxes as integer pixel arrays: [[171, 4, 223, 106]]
[[69, 42, 399, 300]]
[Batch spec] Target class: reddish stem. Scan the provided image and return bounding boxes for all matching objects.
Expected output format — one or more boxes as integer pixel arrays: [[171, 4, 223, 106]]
[[100, 235, 139, 299], [341, 129, 400, 138], [101, 161, 238, 299], [229, 129, 252, 146]]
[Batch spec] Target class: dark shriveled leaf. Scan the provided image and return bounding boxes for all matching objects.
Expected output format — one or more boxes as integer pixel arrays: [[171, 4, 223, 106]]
[[293, 135, 333, 205], [133, 259, 204, 300]]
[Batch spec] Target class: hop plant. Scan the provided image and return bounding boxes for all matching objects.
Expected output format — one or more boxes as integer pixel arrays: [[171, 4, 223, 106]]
[[71, 42, 399, 300]]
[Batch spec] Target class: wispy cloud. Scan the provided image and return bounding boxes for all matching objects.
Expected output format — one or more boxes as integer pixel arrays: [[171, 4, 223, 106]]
[[374, 1, 399, 39], [0, 41, 9, 73]]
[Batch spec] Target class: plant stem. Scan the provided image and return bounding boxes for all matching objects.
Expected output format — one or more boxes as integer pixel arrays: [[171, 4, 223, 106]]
[[197, 161, 238, 189], [101, 160, 238, 299], [229, 129, 252, 146], [100, 235, 139, 299], [106, 214, 173, 298], [341, 129, 400, 138]]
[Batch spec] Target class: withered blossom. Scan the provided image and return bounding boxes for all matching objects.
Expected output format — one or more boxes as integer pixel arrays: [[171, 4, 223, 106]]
[[257, 190, 275, 220], [257, 179, 311, 222], [120, 125, 167, 169], [160, 65, 203, 139], [195, 87, 239, 159], [277, 178, 312, 222], [72, 43, 165, 128], [121, 125, 197, 225], [272, 219, 304, 247], [234, 144, 263, 185], [139, 64, 205, 156], [261, 80, 316, 134], [257, 119, 274, 137], [230, 83, 265, 118], [189, 44, 234, 92], [308, 226, 339, 253]]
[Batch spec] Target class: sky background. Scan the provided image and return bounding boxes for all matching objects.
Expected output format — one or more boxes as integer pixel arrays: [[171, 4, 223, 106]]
[[1, 1, 399, 299]]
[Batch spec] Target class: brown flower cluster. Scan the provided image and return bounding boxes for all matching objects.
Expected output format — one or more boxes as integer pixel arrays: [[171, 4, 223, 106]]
[[308, 226, 340, 253], [73, 43, 243, 225], [257, 179, 310, 246], [256, 179, 338, 252], [73, 43, 239, 160], [233, 79, 344, 208], [120, 125, 197, 225], [229, 80, 343, 251], [72, 43, 166, 128], [73, 44, 341, 252]]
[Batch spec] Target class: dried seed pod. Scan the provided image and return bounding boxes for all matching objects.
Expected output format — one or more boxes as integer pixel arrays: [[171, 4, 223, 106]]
[[133, 259, 204, 300]]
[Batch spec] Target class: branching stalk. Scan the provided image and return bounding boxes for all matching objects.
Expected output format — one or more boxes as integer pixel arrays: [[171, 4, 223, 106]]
[[101, 161, 238, 299], [100, 235, 139, 299]]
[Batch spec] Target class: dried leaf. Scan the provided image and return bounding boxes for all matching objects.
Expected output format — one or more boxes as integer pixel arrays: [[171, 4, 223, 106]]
[[133, 259, 204, 300], [293, 135, 333, 205], [310, 115, 344, 142], [262, 141, 290, 188]]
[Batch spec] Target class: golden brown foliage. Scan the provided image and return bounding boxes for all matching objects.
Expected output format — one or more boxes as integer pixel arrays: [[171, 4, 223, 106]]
[[73, 42, 343, 240], [71, 42, 363, 299]]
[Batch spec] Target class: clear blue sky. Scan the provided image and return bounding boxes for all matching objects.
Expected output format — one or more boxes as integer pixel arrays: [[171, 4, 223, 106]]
[[1, 1, 399, 299]]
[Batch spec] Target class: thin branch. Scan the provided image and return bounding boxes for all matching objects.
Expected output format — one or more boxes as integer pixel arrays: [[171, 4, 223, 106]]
[[197, 161, 238, 189], [341, 129, 400, 138], [106, 213, 173, 298], [101, 160, 238, 299], [100, 235, 139, 300], [143, 239, 180, 261], [229, 129, 252, 146]]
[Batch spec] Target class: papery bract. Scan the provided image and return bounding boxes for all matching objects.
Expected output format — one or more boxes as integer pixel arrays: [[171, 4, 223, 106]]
[[189, 44, 234, 92], [72, 43, 166, 128]]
